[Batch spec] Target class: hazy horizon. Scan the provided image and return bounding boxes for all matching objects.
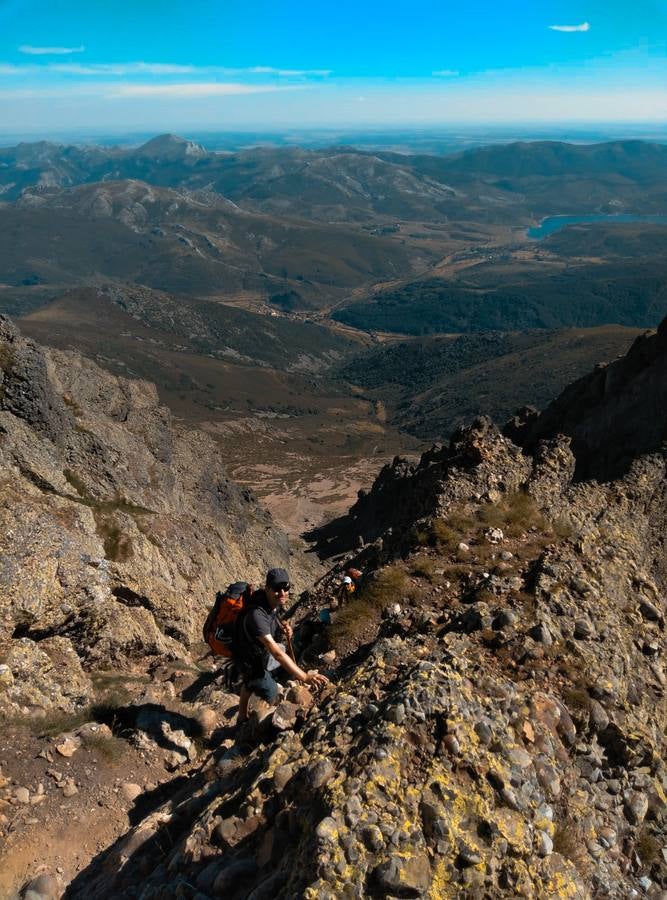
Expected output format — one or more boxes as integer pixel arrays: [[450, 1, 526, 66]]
[[3, 122, 667, 152]]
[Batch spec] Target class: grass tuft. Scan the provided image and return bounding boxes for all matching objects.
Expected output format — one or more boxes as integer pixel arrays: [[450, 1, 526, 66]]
[[552, 816, 591, 875], [636, 826, 661, 867], [81, 732, 126, 764], [477, 491, 546, 537], [410, 554, 436, 582]]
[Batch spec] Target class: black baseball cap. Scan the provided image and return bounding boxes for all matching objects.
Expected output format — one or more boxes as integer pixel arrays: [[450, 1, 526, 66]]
[[266, 567, 290, 589], [227, 581, 248, 599]]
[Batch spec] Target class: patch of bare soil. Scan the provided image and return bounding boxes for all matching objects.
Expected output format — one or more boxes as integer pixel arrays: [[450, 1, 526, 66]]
[[0, 663, 237, 900], [0, 725, 165, 898]]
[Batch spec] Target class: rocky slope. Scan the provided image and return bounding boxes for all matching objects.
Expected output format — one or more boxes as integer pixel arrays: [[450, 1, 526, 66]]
[[0, 316, 290, 716], [2, 317, 667, 899], [56, 320, 667, 898], [508, 319, 667, 482]]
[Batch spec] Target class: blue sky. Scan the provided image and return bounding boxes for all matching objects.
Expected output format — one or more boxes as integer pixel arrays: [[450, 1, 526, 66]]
[[1, 0, 666, 134]]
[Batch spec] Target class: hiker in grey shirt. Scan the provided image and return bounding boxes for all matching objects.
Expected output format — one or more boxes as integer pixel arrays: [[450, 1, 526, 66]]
[[234, 567, 328, 727]]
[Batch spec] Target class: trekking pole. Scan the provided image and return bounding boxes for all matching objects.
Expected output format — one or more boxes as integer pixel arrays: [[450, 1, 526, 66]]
[[279, 615, 297, 662], [285, 630, 296, 663]]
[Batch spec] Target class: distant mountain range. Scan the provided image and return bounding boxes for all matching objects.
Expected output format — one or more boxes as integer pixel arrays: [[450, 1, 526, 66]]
[[3, 135, 667, 222]]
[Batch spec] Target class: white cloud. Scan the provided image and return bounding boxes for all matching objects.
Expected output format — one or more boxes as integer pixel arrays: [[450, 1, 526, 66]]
[[243, 66, 331, 77], [432, 69, 459, 77], [19, 44, 85, 55], [548, 22, 590, 32], [111, 82, 300, 98]]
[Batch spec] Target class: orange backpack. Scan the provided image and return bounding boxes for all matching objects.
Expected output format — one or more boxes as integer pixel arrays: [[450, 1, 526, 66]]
[[203, 582, 253, 657]]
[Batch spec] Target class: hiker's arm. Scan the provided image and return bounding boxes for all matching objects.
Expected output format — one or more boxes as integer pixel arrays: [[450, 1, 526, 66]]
[[258, 635, 328, 686]]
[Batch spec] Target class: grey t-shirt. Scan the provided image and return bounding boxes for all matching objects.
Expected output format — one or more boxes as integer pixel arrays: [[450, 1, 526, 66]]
[[239, 592, 284, 674]]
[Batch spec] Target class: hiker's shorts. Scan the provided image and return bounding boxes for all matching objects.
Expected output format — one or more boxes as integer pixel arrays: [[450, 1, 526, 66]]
[[246, 670, 279, 703]]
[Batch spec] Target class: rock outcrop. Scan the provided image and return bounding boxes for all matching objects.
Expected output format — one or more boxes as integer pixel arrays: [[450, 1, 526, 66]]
[[509, 319, 667, 481], [0, 317, 289, 713]]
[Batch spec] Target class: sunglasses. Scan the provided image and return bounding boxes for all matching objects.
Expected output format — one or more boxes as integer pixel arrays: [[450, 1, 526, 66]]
[[271, 583, 290, 593]]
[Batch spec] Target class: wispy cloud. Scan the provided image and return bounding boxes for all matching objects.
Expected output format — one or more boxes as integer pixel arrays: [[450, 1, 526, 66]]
[[111, 82, 301, 98], [49, 62, 197, 75], [19, 44, 85, 55], [1, 60, 331, 78], [432, 69, 459, 77], [548, 22, 590, 32], [242, 66, 331, 77]]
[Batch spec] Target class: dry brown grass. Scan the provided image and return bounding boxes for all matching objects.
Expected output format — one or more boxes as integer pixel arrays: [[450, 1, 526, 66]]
[[93, 513, 134, 562], [410, 554, 437, 582], [0, 345, 15, 374], [636, 826, 661, 867], [7, 707, 94, 738], [328, 565, 408, 652], [477, 491, 547, 537], [81, 732, 126, 764], [563, 687, 591, 713], [552, 816, 592, 876], [431, 518, 461, 550]]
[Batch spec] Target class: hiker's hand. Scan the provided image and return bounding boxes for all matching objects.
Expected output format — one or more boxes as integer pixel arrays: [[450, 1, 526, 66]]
[[281, 621, 293, 640], [304, 670, 329, 688]]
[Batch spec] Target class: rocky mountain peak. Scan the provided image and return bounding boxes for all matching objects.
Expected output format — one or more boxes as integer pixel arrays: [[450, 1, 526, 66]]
[[134, 133, 207, 161], [57, 351, 667, 898]]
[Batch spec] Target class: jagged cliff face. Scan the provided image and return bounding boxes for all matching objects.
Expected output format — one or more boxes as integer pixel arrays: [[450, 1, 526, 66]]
[[0, 317, 289, 713], [508, 318, 667, 482], [65, 414, 667, 898]]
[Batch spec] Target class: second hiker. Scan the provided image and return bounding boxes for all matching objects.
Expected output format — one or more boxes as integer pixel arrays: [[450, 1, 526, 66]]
[[234, 567, 329, 727]]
